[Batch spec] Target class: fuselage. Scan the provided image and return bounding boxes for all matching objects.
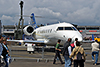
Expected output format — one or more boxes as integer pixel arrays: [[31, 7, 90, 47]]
[[34, 22, 82, 45]]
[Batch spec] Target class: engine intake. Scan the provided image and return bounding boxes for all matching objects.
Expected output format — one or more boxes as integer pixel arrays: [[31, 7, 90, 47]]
[[23, 25, 34, 35]]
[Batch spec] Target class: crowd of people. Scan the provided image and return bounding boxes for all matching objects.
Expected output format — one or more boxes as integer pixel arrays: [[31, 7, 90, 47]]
[[0, 34, 100, 67], [53, 38, 100, 67], [0, 35, 10, 67]]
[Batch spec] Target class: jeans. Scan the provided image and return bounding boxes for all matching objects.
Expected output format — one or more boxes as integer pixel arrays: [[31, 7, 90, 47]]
[[64, 56, 71, 67], [4, 56, 9, 67], [0, 56, 1, 66], [92, 51, 99, 64]]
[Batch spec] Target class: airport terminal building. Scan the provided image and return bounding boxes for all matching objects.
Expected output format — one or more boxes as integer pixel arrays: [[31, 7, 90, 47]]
[[77, 26, 100, 40], [2, 25, 16, 36]]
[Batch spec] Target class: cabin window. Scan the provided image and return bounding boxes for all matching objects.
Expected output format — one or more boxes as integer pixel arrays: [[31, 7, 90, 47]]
[[57, 27, 63, 30]]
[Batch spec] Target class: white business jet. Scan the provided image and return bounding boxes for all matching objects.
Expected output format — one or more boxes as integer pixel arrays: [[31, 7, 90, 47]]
[[7, 13, 82, 46]]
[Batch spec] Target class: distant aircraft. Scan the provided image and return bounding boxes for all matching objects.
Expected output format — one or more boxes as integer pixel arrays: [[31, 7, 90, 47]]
[[82, 34, 100, 43], [92, 34, 100, 42], [92, 34, 94, 41], [7, 13, 82, 46]]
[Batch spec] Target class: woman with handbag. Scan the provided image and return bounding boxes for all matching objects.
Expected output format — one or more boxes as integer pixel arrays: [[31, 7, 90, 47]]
[[69, 41, 86, 67]]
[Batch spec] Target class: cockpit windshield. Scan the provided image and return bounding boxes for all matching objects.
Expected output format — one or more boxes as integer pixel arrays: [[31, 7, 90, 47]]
[[65, 27, 73, 30], [57, 27, 77, 31], [72, 27, 77, 31]]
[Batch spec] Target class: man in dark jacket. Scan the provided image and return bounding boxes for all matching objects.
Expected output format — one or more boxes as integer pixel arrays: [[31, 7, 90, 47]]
[[2, 38, 10, 67], [63, 38, 72, 67]]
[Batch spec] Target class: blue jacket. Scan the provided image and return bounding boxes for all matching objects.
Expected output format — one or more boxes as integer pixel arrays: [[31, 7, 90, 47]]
[[0, 43, 3, 56]]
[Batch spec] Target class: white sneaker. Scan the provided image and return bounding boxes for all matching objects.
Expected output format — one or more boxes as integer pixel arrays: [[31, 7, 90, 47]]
[[92, 60, 94, 61]]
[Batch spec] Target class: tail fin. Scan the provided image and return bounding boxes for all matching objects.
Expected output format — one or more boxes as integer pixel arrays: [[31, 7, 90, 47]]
[[30, 13, 38, 29], [92, 34, 94, 41]]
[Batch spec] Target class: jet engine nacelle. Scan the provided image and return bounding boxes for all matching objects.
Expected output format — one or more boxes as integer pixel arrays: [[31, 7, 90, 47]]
[[23, 25, 34, 35]]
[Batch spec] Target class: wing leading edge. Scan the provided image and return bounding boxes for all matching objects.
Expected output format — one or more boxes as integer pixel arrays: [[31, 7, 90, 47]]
[[7, 39, 48, 44]]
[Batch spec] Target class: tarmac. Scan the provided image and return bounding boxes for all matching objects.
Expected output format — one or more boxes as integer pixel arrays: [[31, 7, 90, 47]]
[[9, 60, 100, 67], [2, 43, 100, 67], [8, 53, 100, 67]]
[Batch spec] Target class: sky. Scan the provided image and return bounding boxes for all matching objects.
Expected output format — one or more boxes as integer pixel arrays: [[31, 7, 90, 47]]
[[0, 0, 100, 26]]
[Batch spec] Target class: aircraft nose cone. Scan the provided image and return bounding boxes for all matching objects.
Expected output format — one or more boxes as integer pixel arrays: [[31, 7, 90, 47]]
[[78, 37, 83, 42]]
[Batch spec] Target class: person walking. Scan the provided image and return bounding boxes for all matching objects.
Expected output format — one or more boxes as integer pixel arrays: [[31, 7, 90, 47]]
[[53, 39, 64, 64], [69, 41, 86, 67], [0, 35, 3, 65], [63, 38, 72, 67], [91, 40, 100, 65], [74, 38, 78, 47], [2, 38, 10, 67], [70, 38, 78, 51]]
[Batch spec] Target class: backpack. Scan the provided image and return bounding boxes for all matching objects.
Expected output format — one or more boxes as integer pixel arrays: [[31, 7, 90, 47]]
[[71, 43, 75, 47], [76, 47, 83, 60], [77, 52, 82, 60]]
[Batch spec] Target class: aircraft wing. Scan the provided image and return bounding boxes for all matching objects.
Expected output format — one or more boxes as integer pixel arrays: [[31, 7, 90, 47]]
[[7, 39, 49, 44]]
